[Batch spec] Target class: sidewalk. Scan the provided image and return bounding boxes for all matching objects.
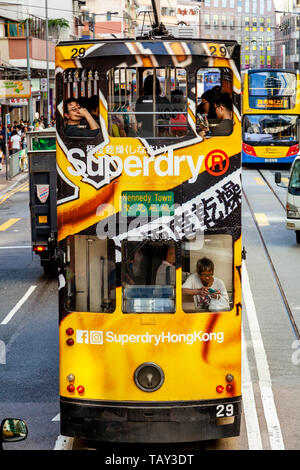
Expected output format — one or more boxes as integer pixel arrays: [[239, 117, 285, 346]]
[[0, 162, 28, 196]]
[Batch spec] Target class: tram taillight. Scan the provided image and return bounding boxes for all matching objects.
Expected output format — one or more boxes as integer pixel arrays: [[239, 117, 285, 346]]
[[33, 245, 47, 252], [216, 385, 224, 393], [77, 385, 85, 394]]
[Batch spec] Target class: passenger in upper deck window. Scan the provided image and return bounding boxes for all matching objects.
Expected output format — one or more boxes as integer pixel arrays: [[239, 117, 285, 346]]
[[170, 89, 187, 137], [210, 92, 233, 136], [197, 87, 222, 137], [64, 97, 100, 137], [135, 75, 170, 137], [182, 257, 230, 311]]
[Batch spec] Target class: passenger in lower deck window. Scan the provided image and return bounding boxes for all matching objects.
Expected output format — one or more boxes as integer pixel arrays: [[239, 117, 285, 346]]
[[155, 245, 176, 286], [182, 257, 230, 312]]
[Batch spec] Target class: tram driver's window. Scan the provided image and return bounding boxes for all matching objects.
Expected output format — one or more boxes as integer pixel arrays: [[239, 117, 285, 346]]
[[182, 235, 233, 313], [63, 69, 100, 138], [107, 67, 188, 138], [65, 235, 116, 313], [196, 68, 234, 137], [122, 240, 176, 313]]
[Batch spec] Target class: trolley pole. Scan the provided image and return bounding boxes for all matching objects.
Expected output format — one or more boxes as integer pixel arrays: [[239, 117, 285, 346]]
[[45, 0, 51, 127]]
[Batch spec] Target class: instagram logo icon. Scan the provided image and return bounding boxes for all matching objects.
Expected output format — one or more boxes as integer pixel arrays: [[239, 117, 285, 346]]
[[90, 331, 103, 344]]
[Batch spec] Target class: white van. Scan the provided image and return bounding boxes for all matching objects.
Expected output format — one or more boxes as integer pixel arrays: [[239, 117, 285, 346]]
[[275, 155, 300, 244]]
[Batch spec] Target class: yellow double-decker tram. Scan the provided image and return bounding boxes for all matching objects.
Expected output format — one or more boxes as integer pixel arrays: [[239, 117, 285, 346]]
[[55, 35, 242, 442]]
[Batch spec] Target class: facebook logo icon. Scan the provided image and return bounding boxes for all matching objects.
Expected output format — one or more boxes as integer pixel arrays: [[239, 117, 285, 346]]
[[76, 330, 89, 344]]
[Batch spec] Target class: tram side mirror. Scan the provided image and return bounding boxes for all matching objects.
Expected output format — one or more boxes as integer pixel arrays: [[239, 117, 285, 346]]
[[275, 172, 282, 184], [0, 418, 28, 443]]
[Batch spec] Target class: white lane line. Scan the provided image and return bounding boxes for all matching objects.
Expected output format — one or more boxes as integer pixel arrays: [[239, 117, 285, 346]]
[[52, 413, 60, 422], [1, 285, 37, 325], [243, 263, 285, 450], [242, 327, 263, 450], [53, 435, 74, 450], [0, 246, 31, 249]]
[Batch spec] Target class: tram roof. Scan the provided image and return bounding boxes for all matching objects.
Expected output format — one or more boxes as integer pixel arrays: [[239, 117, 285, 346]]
[[56, 38, 239, 60]]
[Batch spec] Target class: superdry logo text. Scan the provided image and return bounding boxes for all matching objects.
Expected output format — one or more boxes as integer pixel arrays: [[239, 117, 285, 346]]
[[75, 330, 224, 345], [66, 148, 205, 188]]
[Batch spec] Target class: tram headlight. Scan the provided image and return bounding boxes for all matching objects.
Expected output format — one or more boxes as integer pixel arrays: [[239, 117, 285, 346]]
[[134, 363, 164, 392], [226, 374, 234, 383]]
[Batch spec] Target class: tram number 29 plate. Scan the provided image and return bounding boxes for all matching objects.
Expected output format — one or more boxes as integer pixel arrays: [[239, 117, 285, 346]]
[[215, 403, 236, 418]]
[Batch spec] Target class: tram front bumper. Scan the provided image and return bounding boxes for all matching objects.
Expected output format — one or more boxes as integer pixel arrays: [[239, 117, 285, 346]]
[[60, 396, 242, 443]]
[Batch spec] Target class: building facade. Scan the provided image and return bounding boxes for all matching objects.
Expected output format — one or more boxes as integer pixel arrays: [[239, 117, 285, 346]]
[[0, 0, 74, 124], [275, 0, 300, 69], [177, 0, 276, 70]]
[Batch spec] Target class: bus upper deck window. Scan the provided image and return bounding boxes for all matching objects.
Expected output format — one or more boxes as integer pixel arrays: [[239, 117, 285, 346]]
[[182, 235, 233, 313], [248, 71, 297, 109], [107, 67, 188, 139], [65, 235, 116, 313], [63, 69, 100, 138], [122, 241, 176, 313]]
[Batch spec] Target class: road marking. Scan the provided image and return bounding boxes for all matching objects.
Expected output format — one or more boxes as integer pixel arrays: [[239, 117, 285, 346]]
[[52, 413, 60, 422], [254, 213, 269, 226], [242, 327, 263, 450], [0, 340, 6, 364], [255, 177, 265, 185], [243, 263, 285, 450], [53, 435, 74, 450], [19, 183, 29, 192], [0, 246, 31, 249], [0, 181, 28, 205], [0, 218, 20, 231], [1, 285, 37, 325]]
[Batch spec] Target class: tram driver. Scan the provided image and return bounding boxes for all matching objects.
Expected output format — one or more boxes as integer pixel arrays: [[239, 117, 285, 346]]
[[182, 257, 230, 311]]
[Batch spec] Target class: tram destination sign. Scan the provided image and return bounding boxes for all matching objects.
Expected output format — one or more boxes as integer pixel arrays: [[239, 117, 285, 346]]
[[121, 191, 174, 217]]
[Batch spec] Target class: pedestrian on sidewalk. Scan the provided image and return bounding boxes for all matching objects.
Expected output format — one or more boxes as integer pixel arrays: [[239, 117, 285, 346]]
[[10, 130, 21, 154]]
